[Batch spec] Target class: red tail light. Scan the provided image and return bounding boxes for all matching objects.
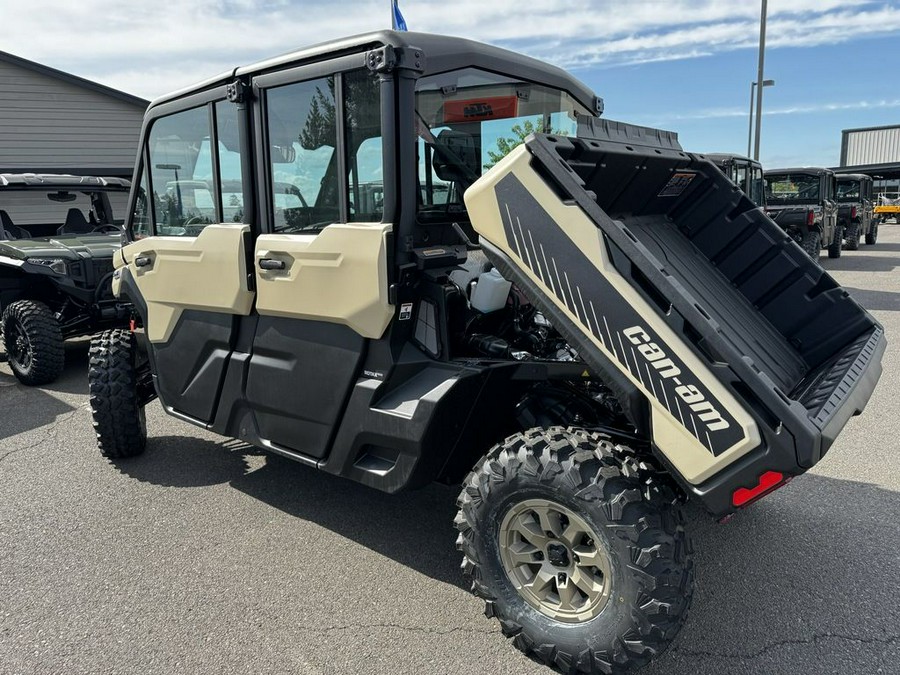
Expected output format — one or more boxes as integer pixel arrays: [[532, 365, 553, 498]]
[[732, 471, 790, 507], [806, 210, 815, 226], [850, 206, 857, 219]]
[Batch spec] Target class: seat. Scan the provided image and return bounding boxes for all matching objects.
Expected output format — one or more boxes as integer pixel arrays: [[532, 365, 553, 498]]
[[0, 209, 31, 240], [57, 208, 93, 235]]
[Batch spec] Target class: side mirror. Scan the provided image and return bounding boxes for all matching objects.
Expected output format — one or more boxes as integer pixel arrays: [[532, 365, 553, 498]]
[[271, 144, 296, 163], [432, 129, 479, 185]]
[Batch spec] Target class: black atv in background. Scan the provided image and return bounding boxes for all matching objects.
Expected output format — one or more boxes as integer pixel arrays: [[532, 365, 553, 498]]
[[706, 153, 766, 208], [836, 173, 877, 250], [0, 174, 131, 385], [763, 167, 841, 262]]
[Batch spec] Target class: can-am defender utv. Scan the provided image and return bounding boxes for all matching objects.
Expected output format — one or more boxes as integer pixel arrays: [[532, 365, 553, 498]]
[[835, 173, 877, 249], [0, 174, 131, 385], [763, 167, 842, 261], [89, 32, 885, 674]]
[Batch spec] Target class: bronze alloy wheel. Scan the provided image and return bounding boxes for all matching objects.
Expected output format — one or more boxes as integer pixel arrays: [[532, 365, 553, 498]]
[[499, 498, 613, 623]]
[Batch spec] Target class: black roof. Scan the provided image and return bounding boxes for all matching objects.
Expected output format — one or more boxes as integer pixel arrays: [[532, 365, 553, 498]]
[[704, 153, 762, 166], [0, 51, 148, 109], [835, 173, 872, 181], [0, 173, 131, 190], [151, 30, 599, 114], [764, 167, 834, 176]]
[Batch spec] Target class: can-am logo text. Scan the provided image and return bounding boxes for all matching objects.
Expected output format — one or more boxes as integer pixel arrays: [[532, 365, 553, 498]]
[[624, 326, 730, 432]]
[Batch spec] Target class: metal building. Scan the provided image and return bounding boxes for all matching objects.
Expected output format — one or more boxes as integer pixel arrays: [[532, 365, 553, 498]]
[[838, 124, 900, 197], [0, 51, 148, 179]]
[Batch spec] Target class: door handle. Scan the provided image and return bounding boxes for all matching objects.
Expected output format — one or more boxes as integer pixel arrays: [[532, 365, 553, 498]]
[[134, 255, 152, 268], [258, 258, 286, 271]]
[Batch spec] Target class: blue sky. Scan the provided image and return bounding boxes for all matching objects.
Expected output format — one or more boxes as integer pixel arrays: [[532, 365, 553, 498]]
[[2, 0, 898, 168]]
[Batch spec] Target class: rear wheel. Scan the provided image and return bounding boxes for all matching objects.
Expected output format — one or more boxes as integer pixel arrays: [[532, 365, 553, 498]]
[[827, 225, 842, 259], [0, 299, 65, 386], [89, 329, 147, 458], [865, 220, 879, 245], [456, 427, 693, 674], [799, 230, 822, 262], [844, 221, 860, 251]]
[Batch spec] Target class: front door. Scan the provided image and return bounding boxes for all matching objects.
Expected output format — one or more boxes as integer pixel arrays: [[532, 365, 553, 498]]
[[119, 99, 254, 424]]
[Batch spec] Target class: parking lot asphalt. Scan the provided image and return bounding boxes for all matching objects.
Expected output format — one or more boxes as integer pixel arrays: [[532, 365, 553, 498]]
[[2, 226, 899, 675]]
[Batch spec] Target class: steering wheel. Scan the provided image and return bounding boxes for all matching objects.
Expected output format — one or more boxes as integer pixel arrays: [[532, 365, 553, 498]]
[[91, 224, 121, 233]]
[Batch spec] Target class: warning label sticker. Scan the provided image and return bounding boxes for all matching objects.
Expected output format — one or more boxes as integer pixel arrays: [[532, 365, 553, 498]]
[[658, 172, 697, 197]]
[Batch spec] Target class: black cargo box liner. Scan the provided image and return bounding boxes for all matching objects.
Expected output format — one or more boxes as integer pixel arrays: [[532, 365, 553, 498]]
[[522, 119, 883, 464]]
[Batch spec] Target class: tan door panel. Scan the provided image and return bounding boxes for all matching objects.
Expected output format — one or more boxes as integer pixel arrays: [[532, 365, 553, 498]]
[[255, 223, 392, 339], [118, 224, 255, 343]]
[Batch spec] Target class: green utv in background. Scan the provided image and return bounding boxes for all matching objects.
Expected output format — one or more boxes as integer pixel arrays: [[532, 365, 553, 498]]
[[763, 167, 842, 262], [88, 31, 885, 675], [706, 153, 767, 208], [0, 174, 131, 385], [835, 173, 877, 250]]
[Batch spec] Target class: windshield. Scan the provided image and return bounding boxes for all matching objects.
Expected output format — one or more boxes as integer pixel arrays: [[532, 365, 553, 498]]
[[836, 180, 861, 202], [764, 173, 820, 203], [0, 189, 121, 238], [415, 68, 591, 223]]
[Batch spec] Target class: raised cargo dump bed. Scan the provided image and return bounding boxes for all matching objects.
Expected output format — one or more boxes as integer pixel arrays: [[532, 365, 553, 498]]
[[465, 117, 884, 515]]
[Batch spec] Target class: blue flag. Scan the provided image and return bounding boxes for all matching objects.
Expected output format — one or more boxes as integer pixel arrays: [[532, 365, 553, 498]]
[[392, 0, 408, 31]]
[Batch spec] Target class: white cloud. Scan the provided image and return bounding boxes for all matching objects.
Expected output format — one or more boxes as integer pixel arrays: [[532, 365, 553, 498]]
[[645, 98, 900, 126], [0, 0, 897, 99]]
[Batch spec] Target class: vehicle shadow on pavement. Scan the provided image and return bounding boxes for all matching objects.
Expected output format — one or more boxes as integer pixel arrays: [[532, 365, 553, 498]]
[[45, 341, 92, 396], [231, 452, 466, 589], [644, 474, 900, 675], [842, 287, 900, 312], [821, 252, 900, 273], [0, 369, 79, 441], [110, 435, 262, 488], [112, 435, 466, 588]]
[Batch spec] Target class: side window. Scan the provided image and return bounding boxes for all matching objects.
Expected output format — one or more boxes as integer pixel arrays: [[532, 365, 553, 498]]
[[344, 69, 383, 222], [132, 167, 152, 239], [216, 101, 245, 223], [734, 164, 748, 193], [266, 77, 338, 232], [148, 105, 215, 236]]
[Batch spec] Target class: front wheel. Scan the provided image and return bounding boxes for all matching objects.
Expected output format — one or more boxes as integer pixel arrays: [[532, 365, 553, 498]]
[[456, 428, 693, 674], [844, 222, 860, 251], [827, 225, 843, 259], [865, 220, 879, 245], [0, 299, 65, 386], [799, 230, 822, 262], [89, 329, 147, 458]]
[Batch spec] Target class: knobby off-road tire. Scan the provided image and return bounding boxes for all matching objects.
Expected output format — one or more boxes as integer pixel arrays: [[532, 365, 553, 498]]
[[843, 222, 860, 251], [799, 230, 822, 262], [827, 225, 843, 259], [456, 427, 693, 674], [0, 299, 65, 386], [89, 329, 146, 458], [865, 220, 878, 245]]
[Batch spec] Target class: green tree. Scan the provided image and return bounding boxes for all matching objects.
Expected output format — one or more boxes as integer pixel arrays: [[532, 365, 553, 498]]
[[484, 119, 568, 170]]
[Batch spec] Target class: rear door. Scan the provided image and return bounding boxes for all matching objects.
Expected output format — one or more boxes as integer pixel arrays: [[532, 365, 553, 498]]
[[119, 97, 254, 424], [243, 63, 393, 458]]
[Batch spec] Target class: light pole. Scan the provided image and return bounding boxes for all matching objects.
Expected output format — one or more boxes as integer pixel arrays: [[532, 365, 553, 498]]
[[747, 79, 775, 158], [753, 0, 769, 160]]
